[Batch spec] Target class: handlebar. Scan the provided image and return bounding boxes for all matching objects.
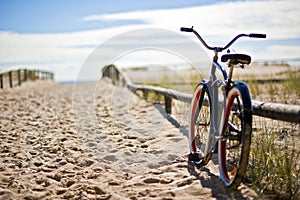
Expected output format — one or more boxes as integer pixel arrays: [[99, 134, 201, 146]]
[[249, 33, 267, 38], [180, 26, 266, 52], [180, 27, 193, 32]]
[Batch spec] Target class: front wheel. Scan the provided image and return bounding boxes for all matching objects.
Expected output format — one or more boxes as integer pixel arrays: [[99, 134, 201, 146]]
[[188, 83, 212, 168], [219, 83, 252, 188]]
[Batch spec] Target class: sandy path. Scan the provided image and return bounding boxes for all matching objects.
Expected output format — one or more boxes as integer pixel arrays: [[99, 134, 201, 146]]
[[0, 79, 258, 199]]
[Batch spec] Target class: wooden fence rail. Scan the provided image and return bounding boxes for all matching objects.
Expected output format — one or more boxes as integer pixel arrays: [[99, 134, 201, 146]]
[[102, 65, 300, 123], [0, 69, 54, 89]]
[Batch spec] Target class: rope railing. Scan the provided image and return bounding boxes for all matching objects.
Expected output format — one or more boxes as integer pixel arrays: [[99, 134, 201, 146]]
[[102, 64, 300, 123], [0, 68, 54, 89]]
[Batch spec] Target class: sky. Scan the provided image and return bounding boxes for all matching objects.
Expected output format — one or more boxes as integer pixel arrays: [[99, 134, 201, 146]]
[[0, 0, 299, 81]]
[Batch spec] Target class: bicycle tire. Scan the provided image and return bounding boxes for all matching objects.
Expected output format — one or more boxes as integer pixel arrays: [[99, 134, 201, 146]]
[[189, 83, 212, 167], [219, 83, 252, 188]]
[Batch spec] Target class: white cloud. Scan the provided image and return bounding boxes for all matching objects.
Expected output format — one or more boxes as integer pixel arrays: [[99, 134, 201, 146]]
[[83, 0, 300, 40], [0, 26, 148, 81]]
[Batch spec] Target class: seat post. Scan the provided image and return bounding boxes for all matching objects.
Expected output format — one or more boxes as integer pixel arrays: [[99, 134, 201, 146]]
[[225, 61, 234, 94], [229, 63, 234, 80]]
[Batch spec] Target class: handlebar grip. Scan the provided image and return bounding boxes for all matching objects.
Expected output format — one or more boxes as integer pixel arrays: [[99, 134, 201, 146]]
[[249, 33, 267, 38], [180, 27, 193, 32]]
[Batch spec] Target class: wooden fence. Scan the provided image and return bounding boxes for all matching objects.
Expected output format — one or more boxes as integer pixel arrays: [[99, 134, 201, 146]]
[[102, 65, 300, 123], [0, 69, 54, 89]]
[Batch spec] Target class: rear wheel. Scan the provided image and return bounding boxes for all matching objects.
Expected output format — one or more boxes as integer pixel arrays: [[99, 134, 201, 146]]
[[188, 83, 212, 167], [219, 83, 252, 188]]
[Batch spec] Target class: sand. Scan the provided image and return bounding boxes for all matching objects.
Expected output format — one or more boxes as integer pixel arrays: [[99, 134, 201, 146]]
[[0, 78, 258, 199]]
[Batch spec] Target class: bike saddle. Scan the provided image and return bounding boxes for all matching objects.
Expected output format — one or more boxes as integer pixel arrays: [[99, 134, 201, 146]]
[[221, 54, 251, 65]]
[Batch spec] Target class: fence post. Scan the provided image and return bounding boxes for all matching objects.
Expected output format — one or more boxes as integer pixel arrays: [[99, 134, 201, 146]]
[[18, 69, 21, 86], [33, 70, 36, 79], [143, 90, 148, 100], [165, 95, 172, 114], [0, 74, 3, 89], [24, 69, 27, 82], [31, 70, 34, 80], [111, 66, 116, 84], [9, 71, 13, 88]]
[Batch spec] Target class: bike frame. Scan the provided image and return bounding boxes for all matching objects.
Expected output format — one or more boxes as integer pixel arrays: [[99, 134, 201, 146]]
[[199, 60, 228, 156]]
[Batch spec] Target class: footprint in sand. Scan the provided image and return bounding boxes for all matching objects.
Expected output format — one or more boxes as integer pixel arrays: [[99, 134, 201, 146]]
[[102, 155, 117, 162]]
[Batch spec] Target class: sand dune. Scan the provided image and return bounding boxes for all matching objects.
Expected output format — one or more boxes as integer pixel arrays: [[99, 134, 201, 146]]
[[0, 78, 258, 199]]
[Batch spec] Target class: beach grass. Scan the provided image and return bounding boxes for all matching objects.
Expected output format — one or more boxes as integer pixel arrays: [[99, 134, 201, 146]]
[[246, 117, 300, 199], [246, 69, 300, 105]]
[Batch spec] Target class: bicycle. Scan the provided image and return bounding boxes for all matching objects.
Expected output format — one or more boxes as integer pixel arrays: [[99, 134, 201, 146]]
[[180, 26, 266, 188]]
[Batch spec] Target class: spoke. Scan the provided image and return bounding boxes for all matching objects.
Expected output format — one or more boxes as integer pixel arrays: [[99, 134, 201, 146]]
[[197, 122, 210, 126], [226, 142, 241, 150], [224, 121, 242, 149], [236, 96, 241, 110], [232, 110, 243, 120], [228, 121, 241, 135]]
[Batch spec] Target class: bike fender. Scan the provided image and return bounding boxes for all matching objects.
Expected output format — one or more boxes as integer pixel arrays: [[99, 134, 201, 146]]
[[232, 82, 252, 123]]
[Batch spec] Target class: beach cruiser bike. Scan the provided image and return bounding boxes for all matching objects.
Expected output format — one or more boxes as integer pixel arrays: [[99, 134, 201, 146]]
[[181, 26, 266, 188]]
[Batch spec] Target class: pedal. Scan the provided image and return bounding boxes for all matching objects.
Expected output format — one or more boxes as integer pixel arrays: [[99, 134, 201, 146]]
[[194, 160, 206, 169], [188, 153, 206, 169], [188, 152, 201, 162]]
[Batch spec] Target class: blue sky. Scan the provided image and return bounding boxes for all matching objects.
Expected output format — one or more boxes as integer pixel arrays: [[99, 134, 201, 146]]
[[0, 0, 237, 33], [0, 0, 299, 81]]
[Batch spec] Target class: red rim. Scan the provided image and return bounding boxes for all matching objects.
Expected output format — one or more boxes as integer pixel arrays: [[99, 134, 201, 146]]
[[190, 87, 202, 153], [220, 90, 239, 183]]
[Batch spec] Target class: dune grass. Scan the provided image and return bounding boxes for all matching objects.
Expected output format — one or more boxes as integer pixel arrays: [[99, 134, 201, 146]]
[[246, 117, 300, 199], [246, 68, 300, 104]]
